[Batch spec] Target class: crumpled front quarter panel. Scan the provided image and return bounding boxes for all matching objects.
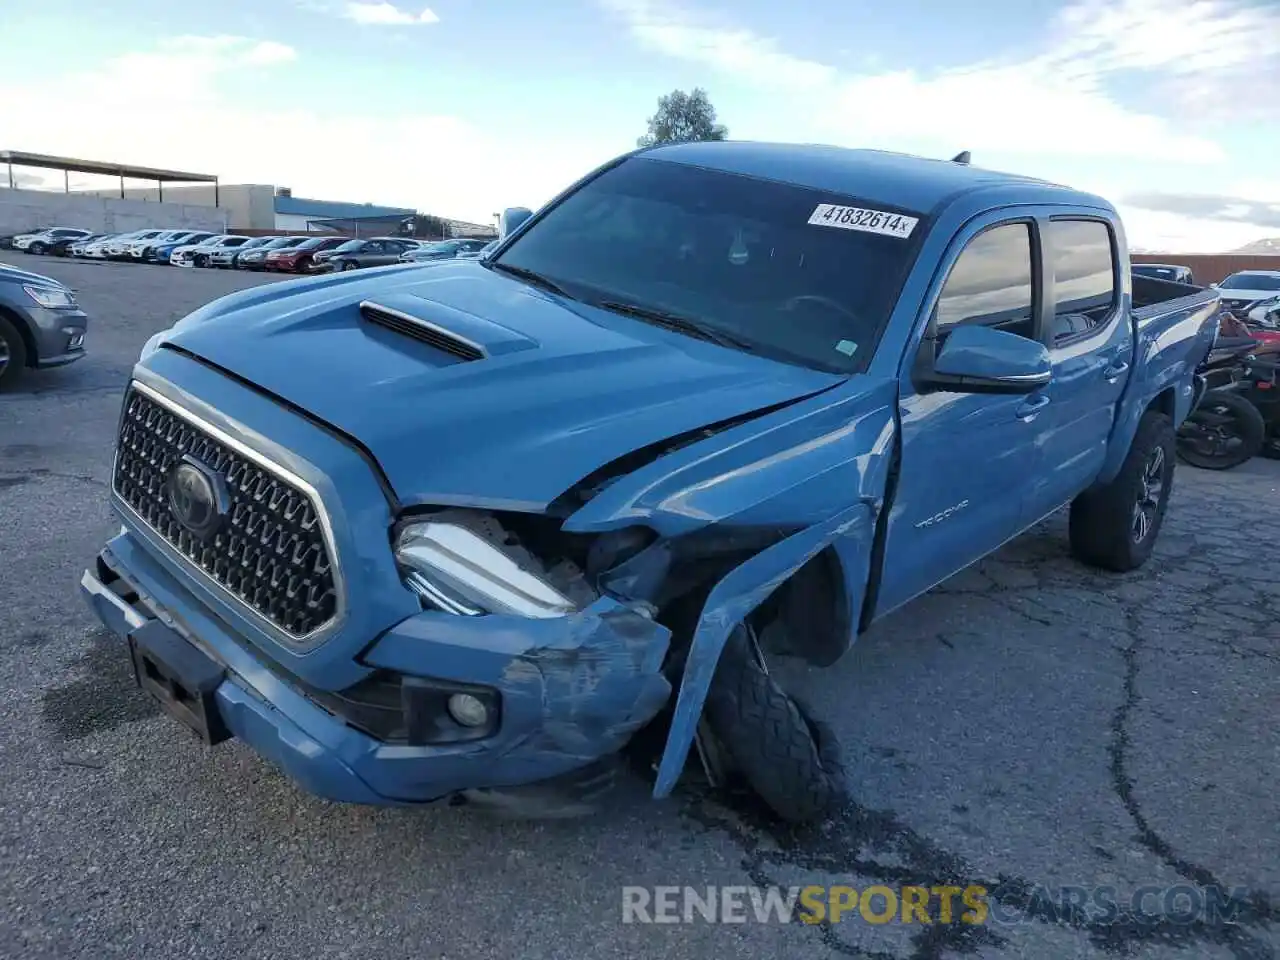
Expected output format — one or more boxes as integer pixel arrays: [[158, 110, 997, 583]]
[[563, 376, 899, 537]]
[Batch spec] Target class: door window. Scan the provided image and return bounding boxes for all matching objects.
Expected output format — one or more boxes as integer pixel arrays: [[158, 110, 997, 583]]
[[935, 223, 1036, 340], [1047, 219, 1116, 342]]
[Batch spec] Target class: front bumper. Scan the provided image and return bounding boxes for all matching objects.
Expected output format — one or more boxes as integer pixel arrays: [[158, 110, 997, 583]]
[[12, 302, 88, 367], [81, 529, 672, 807]]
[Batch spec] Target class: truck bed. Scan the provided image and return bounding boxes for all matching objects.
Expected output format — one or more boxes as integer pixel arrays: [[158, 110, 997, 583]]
[[1131, 273, 1216, 320]]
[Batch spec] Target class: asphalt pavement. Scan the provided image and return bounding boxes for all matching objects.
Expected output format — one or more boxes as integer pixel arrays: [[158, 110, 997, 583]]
[[1, 254, 1276, 960]]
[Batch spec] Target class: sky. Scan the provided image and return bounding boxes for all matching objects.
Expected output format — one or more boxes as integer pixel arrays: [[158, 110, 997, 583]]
[[1, 0, 1278, 252]]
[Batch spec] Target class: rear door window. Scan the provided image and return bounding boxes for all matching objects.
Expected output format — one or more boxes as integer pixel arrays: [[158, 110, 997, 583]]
[[1047, 219, 1117, 342]]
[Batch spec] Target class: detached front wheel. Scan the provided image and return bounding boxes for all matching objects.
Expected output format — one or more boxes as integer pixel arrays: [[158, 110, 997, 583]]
[[703, 624, 846, 824]]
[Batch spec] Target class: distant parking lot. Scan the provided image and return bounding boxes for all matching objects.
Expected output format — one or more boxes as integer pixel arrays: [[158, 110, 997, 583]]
[[1, 255, 1277, 960]]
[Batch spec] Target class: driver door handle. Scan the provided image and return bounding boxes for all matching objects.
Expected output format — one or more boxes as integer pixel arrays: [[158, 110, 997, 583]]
[[1104, 360, 1129, 382], [1016, 395, 1051, 421]]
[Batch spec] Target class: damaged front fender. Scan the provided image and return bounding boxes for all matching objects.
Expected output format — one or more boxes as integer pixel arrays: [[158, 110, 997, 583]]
[[651, 501, 875, 798]]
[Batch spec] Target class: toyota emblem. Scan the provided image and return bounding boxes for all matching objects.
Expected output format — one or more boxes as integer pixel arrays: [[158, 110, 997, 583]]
[[166, 456, 227, 539]]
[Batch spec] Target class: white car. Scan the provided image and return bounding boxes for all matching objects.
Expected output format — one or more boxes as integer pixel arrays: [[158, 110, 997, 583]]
[[170, 235, 251, 268], [80, 235, 123, 259], [1215, 270, 1280, 326], [14, 227, 93, 254], [104, 229, 166, 259], [127, 229, 187, 260]]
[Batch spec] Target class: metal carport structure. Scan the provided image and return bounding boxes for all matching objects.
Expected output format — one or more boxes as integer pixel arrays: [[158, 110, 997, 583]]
[[0, 150, 220, 205]]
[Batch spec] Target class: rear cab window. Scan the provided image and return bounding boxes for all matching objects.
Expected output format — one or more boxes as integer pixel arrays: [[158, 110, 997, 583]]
[[1046, 219, 1117, 343]]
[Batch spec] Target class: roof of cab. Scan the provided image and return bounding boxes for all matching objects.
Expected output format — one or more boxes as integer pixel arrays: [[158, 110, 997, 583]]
[[640, 140, 1112, 216]]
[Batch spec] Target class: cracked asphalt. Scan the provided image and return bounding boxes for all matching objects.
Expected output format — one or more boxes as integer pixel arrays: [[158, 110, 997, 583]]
[[1, 254, 1276, 960]]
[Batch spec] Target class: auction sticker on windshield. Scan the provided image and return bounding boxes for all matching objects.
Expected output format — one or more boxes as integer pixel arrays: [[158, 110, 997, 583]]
[[808, 204, 919, 239]]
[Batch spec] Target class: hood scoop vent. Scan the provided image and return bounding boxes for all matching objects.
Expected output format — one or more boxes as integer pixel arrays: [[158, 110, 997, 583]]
[[359, 300, 487, 362]]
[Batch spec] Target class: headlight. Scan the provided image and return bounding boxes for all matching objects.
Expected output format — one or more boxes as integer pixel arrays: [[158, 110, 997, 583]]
[[23, 285, 76, 308], [395, 521, 577, 619]]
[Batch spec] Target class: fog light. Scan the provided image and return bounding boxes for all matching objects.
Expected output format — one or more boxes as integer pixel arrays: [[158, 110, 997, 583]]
[[446, 693, 489, 728]]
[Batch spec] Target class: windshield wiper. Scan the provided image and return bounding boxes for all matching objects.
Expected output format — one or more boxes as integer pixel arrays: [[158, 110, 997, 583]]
[[597, 300, 755, 352], [486, 261, 573, 298]]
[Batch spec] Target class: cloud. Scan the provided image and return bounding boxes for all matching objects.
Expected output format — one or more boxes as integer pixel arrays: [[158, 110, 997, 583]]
[[342, 2, 439, 25], [599, 0, 1264, 162], [1043, 0, 1280, 120], [599, 0, 833, 90], [0, 36, 600, 225], [1122, 191, 1280, 228]]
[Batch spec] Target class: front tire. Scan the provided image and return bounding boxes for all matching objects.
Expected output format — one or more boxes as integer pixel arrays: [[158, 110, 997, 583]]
[[193, 254, 209, 268], [29, 242, 45, 255], [1069, 410, 1175, 572], [341, 260, 359, 271], [704, 625, 846, 823], [0, 314, 29, 391]]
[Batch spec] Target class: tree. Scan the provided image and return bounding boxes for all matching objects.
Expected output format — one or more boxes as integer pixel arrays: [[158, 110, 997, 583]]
[[637, 87, 728, 148]]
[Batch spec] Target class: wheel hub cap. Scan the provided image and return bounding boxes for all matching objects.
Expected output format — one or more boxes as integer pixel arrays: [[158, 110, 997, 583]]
[[1131, 446, 1166, 543]]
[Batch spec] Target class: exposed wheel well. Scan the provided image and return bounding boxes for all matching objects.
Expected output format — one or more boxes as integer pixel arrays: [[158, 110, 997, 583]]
[[0, 305, 38, 367], [1150, 386, 1176, 419], [753, 545, 850, 668]]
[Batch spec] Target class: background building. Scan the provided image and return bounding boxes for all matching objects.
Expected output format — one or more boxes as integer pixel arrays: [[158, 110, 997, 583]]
[[1, 149, 494, 239]]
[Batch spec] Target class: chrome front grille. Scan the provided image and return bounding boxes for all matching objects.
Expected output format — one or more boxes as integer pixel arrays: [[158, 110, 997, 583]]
[[112, 382, 339, 641]]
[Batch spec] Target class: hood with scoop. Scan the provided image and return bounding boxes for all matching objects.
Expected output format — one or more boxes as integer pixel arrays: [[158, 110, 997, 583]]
[[157, 260, 844, 509]]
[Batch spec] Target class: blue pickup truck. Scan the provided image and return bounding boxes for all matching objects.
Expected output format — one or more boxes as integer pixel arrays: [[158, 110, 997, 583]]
[[82, 142, 1219, 822]]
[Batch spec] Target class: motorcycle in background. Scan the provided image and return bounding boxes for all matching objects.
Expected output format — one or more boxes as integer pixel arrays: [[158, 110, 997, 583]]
[[1175, 309, 1273, 470]]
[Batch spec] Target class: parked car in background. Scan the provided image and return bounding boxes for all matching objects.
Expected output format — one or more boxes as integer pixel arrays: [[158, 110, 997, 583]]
[[1214, 270, 1280, 325], [1132, 263, 1194, 284], [148, 232, 215, 265], [171, 235, 251, 268], [314, 237, 420, 272], [458, 239, 498, 260], [0, 259, 88, 390], [128, 230, 192, 261], [15, 227, 93, 255], [235, 236, 310, 271], [264, 235, 347, 273], [209, 236, 272, 269], [50, 233, 110, 257], [78, 235, 121, 259], [106, 229, 168, 260], [397, 237, 493, 264]]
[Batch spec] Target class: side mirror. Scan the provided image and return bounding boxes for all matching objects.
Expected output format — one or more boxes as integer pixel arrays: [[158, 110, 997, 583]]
[[923, 324, 1051, 394], [498, 207, 533, 240]]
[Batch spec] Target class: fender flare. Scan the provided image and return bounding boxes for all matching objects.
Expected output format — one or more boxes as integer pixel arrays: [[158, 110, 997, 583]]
[[651, 501, 876, 798]]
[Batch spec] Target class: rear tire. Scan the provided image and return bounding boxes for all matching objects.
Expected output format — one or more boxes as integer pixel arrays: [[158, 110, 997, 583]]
[[704, 625, 846, 823], [0, 314, 30, 391], [1069, 410, 1175, 572]]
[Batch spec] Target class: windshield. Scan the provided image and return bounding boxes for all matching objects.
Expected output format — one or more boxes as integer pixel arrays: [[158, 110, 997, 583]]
[[491, 157, 925, 373], [1220, 272, 1280, 292], [418, 241, 459, 253], [333, 239, 365, 252], [265, 237, 302, 248], [292, 237, 327, 250]]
